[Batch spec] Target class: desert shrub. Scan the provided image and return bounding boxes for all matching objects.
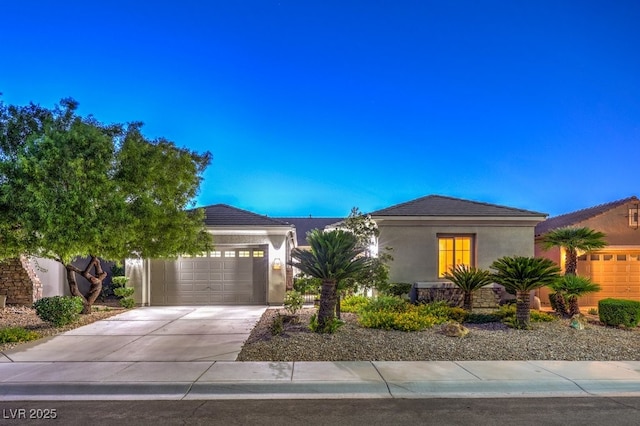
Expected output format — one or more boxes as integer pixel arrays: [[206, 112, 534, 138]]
[[33, 296, 83, 327], [308, 314, 344, 333], [464, 312, 501, 324], [0, 327, 40, 343], [494, 304, 556, 327], [357, 301, 451, 331], [379, 282, 413, 297], [587, 308, 598, 315], [447, 307, 468, 323], [598, 298, 640, 328], [283, 290, 304, 315], [119, 297, 136, 309], [340, 295, 370, 313], [360, 295, 409, 313]]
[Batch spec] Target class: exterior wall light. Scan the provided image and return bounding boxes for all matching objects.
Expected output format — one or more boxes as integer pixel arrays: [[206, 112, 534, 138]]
[[273, 258, 282, 270]]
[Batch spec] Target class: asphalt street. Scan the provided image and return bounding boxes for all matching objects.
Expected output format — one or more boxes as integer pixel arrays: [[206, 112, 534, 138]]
[[1, 398, 639, 426]]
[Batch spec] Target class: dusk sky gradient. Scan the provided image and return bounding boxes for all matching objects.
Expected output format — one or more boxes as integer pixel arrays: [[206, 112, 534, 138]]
[[2, 1, 639, 218]]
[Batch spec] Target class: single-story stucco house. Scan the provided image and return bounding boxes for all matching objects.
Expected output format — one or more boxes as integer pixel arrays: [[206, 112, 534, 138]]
[[370, 195, 547, 305], [535, 196, 640, 307]]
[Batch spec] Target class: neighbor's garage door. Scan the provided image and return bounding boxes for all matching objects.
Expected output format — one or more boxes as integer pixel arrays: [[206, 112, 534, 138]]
[[577, 251, 640, 305], [150, 246, 268, 305]]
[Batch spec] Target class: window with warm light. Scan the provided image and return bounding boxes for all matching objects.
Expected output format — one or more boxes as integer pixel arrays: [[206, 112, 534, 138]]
[[438, 235, 473, 277]]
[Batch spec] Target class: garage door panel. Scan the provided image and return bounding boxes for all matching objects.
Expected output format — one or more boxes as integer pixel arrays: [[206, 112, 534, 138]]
[[577, 252, 640, 304], [149, 246, 268, 305]]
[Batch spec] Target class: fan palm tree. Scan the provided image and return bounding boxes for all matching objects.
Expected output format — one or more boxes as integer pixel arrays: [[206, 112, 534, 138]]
[[550, 275, 601, 317], [541, 226, 606, 315], [290, 229, 370, 333], [490, 256, 561, 328], [443, 265, 493, 311], [541, 227, 607, 275]]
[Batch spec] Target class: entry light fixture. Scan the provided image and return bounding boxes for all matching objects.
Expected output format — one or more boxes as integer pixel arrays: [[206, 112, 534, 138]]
[[273, 258, 282, 270]]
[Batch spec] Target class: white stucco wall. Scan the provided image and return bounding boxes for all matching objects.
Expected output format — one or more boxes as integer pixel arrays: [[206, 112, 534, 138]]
[[30, 257, 68, 297]]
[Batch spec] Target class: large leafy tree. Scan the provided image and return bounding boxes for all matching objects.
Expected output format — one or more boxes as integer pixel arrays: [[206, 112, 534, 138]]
[[541, 227, 607, 275], [290, 229, 370, 333], [490, 256, 561, 328], [443, 265, 493, 311], [336, 207, 392, 316], [0, 98, 212, 313]]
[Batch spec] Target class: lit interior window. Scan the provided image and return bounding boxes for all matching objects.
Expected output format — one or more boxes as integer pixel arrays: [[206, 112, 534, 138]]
[[224, 251, 236, 258], [239, 250, 251, 257], [210, 251, 221, 257], [253, 250, 265, 258], [438, 236, 472, 277]]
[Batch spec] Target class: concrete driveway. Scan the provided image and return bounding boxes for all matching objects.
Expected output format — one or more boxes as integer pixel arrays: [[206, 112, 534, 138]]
[[2, 306, 267, 362]]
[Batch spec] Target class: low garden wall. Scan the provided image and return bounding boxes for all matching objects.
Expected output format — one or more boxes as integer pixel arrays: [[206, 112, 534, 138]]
[[0, 256, 43, 305], [411, 282, 508, 308]]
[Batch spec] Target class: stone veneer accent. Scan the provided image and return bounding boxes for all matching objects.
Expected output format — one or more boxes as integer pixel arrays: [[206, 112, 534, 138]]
[[0, 256, 43, 305], [412, 283, 507, 309]]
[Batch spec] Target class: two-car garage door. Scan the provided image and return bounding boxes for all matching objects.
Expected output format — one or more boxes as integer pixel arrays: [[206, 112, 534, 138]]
[[577, 251, 640, 305], [150, 246, 268, 305]]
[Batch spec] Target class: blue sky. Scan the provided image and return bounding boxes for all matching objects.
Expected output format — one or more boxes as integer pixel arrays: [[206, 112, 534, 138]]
[[2, 1, 639, 218]]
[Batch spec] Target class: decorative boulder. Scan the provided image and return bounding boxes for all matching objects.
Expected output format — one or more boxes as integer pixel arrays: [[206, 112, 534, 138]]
[[441, 321, 469, 337]]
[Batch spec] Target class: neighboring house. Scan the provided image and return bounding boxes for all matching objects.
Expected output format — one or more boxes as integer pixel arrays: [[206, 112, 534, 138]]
[[370, 195, 547, 305], [278, 217, 344, 249], [127, 204, 296, 306], [535, 196, 640, 307]]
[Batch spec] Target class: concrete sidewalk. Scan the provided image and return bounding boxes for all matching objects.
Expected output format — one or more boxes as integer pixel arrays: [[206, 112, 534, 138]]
[[1, 307, 639, 401], [0, 360, 639, 401]]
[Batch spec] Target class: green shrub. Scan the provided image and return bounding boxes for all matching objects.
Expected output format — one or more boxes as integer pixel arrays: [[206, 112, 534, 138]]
[[358, 308, 439, 331], [587, 308, 598, 315], [113, 287, 135, 298], [119, 297, 136, 309], [111, 276, 129, 288], [380, 282, 413, 297], [308, 314, 344, 333], [360, 295, 409, 313], [33, 296, 83, 327], [283, 290, 304, 315], [598, 298, 640, 327], [0, 327, 40, 343], [494, 304, 556, 327], [293, 275, 321, 295], [340, 295, 370, 313], [464, 312, 501, 324], [447, 307, 468, 323]]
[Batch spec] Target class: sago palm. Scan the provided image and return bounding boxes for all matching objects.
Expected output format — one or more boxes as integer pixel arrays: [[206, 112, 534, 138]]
[[290, 229, 370, 333], [490, 256, 561, 328], [551, 275, 601, 317], [443, 264, 493, 311], [541, 227, 607, 275]]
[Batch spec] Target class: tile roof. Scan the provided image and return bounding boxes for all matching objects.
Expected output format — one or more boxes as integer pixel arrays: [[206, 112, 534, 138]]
[[535, 196, 639, 236], [370, 195, 546, 217], [279, 217, 344, 246], [198, 204, 292, 227]]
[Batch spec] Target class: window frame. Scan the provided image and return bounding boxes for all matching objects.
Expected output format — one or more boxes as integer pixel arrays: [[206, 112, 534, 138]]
[[437, 234, 475, 278]]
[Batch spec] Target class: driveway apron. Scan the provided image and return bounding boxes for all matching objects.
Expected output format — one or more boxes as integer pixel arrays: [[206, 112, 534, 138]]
[[2, 306, 267, 362]]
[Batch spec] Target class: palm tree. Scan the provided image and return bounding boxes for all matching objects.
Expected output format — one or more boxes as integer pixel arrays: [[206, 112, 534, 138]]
[[550, 275, 601, 317], [490, 256, 561, 328], [290, 229, 370, 333], [541, 227, 607, 275], [443, 265, 493, 311]]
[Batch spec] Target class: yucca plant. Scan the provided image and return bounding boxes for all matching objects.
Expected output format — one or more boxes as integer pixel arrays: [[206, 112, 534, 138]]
[[490, 256, 561, 328], [551, 275, 601, 317], [443, 265, 493, 311], [290, 229, 371, 333]]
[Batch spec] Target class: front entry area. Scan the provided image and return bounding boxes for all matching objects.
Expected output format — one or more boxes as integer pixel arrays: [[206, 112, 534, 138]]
[[149, 246, 268, 305]]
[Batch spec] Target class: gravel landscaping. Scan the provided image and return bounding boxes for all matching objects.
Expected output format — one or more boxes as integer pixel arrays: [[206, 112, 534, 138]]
[[237, 307, 640, 362], [0, 304, 125, 353]]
